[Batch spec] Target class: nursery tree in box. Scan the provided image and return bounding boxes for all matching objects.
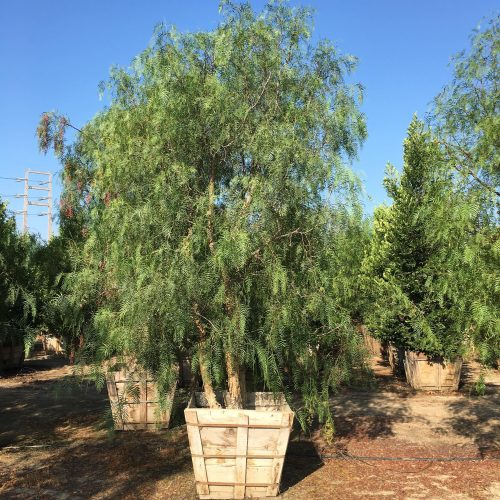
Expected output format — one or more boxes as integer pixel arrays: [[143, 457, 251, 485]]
[[38, 1, 369, 426], [363, 118, 468, 360]]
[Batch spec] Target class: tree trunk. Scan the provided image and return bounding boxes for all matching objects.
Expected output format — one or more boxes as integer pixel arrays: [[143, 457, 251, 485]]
[[199, 350, 220, 409], [239, 365, 246, 402], [225, 352, 245, 409], [193, 303, 220, 409], [69, 334, 84, 365], [207, 167, 216, 253], [205, 163, 246, 409]]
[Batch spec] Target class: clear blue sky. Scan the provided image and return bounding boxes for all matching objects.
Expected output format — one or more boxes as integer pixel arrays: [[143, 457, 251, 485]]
[[0, 0, 497, 240]]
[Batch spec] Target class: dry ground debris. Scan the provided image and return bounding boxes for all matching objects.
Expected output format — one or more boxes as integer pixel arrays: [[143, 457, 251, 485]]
[[1, 354, 499, 499]]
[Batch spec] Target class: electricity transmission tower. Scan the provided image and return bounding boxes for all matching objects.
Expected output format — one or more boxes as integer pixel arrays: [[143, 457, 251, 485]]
[[14, 169, 53, 239]]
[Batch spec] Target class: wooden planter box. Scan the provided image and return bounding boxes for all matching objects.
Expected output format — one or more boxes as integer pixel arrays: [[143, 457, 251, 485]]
[[185, 392, 294, 499], [106, 363, 176, 430], [388, 343, 405, 376], [403, 351, 462, 391], [357, 324, 382, 356], [41, 335, 65, 354], [1, 336, 24, 371], [179, 358, 194, 388]]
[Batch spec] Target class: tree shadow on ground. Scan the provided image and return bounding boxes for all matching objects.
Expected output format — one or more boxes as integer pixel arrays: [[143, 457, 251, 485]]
[[0, 428, 196, 499], [0, 374, 108, 448], [280, 438, 324, 494], [0, 354, 196, 498], [434, 391, 500, 457], [0, 354, 68, 379], [328, 389, 413, 441], [0, 355, 322, 499]]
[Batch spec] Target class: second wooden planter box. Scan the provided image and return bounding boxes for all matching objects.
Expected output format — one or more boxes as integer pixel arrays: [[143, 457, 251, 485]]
[[185, 392, 294, 499], [388, 343, 405, 376], [357, 325, 382, 356], [403, 351, 462, 391], [0, 335, 24, 372], [106, 363, 176, 430]]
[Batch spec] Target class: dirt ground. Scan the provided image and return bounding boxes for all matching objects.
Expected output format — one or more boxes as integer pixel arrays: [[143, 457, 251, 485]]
[[1, 353, 499, 499]]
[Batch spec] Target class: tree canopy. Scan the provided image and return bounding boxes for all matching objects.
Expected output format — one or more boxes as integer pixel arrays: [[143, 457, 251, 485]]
[[0, 200, 41, 353], [430, 15, 499, 365], [37, 0, 370, 426], [431, 14, 499, 197]]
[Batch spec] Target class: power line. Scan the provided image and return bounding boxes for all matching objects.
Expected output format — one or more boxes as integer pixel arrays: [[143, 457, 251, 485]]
[[6, 209, 51, 216]]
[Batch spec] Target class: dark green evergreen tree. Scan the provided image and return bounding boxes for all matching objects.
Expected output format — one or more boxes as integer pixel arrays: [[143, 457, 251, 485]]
[[363, 118, 467, 360]]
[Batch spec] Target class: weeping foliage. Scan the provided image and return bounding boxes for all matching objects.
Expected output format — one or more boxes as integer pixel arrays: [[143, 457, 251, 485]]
[[0, 199, 79, 357], [429, 15, 500, 365], [363, 17, 499, 365], [431, 14, 499, 195], [0, 201, 39, 353], [38, 1, 370, 425], [363, 117, 499, 362], [464, 218, 500, 366]]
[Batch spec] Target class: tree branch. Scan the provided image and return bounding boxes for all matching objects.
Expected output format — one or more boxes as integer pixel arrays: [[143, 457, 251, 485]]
[[438, 140, 500, 197]]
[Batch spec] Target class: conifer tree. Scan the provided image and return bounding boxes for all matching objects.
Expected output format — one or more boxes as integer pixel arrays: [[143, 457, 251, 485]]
[[363, 118, 468, 360], [38, 1, 369, 425]]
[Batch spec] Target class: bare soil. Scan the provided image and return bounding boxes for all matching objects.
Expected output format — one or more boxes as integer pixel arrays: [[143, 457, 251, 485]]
[[1, 353, 499, 499]]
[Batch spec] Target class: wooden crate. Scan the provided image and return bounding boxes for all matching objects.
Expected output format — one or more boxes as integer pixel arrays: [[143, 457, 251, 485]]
[[185, 392, 294, 499], [41, 335, 65, 354], [358, 325, 382, 357], [0, 336, 24, 371], [179, 358, 194, 388], [404, 351, 462, 391], [388, 343, 405, 376], [106, 363, 176, 430]]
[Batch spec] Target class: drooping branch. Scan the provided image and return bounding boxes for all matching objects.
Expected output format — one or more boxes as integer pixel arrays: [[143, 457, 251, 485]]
[[37, 111, 101, 157], [438, 137, 499, 198], [222, 71, 272, 150]]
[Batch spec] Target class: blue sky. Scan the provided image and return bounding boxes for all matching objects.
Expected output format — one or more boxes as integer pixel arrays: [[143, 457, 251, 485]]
[[0, 0, 497, 240]]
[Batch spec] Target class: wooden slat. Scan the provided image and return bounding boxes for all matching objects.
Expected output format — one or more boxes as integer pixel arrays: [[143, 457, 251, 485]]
[[106, 375, 118, 401], [139, 378, 148, 425], [199, 490, 262, 500], [267, 412, 292, 496], [405, 351, 462, 391], [186, 393, 293, 499], [185, 410, 210, 496], [106, 369, 176, 430], [105, 375, 123, 430], [234, 414, 248, 499]]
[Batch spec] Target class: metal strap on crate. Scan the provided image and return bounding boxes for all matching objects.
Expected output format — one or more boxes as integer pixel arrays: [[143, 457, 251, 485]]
[[197, 481, 279, 487], [191, 453, 285, 459], [186, 422, 290, 429]]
